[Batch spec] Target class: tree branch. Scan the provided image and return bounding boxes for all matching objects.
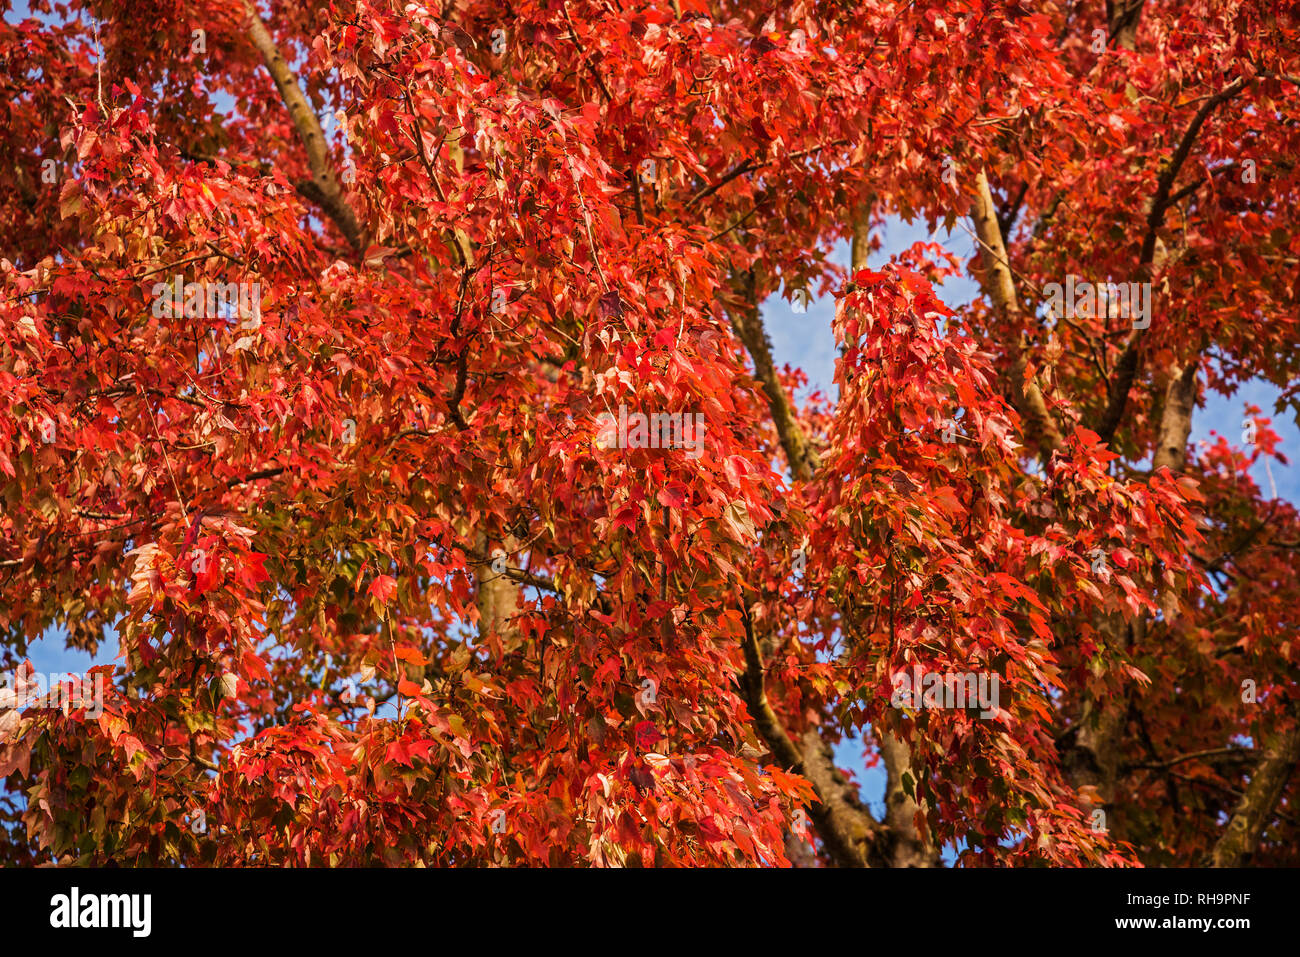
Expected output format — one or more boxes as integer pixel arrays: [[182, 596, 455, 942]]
[[969, 169, 1064, 457], [1125, 746, 1257, 772], [1106, 0, 1146, 51], [729, 269, 820, 481], [740, 604, 885, 867], [241, 0, 364, 254], [1210, 707, 1300, 866], [1094, 78, 1246, 447]]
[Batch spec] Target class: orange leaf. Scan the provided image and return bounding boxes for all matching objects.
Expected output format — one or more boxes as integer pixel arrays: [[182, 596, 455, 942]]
[[393, 645, 427, 665]]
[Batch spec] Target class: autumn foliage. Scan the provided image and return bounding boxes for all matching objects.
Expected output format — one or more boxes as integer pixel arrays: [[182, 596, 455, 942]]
[[0, 0, 1298, 867]]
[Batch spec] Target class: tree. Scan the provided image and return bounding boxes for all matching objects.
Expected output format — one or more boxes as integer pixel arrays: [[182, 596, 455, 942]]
[[0, 0, 1296, 867]]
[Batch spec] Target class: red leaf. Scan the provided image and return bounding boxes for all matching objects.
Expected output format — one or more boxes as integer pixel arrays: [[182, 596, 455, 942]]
[[367, 574, 398, 604]]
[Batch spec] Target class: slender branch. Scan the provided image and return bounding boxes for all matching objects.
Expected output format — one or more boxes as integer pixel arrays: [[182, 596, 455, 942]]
[[228, 466, 285, 488], [1139, 78, 1246, 270], [687, 159, 759, 208], [1125, 746, 1257, 772], [686, 140, 846, 209], [1095, 78, 1247, 446], [739, 602, 883, 867], [463, 548, 613, 615], [562, 2, 614, 104], [398, 80, 469, 268]]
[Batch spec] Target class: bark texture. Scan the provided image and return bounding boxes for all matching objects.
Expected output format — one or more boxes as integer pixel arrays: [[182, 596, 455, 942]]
[[1210, 716, 1300, 867]]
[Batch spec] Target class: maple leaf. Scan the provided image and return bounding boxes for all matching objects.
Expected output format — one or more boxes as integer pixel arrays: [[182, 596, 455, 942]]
[[367, 575, 398, 604], [634, 721, 662, 752]]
